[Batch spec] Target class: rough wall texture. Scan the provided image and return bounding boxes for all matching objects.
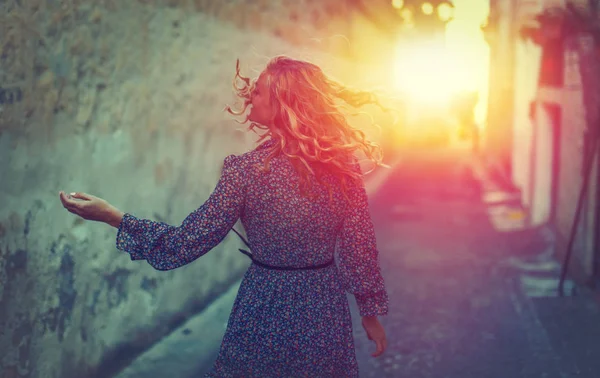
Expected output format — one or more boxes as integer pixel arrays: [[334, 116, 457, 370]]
[[0, 1, 395, 377]]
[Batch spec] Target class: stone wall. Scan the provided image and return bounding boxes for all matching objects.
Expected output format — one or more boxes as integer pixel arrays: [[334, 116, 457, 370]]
[[0, 1, 396, 377]]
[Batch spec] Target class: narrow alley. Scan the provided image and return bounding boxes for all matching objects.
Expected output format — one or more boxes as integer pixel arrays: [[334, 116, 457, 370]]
[[3, 1, 600, 377]]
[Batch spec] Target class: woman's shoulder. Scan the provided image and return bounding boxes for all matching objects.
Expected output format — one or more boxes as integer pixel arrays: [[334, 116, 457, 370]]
[[233, 139, 277, 162], [223, 139, 275, 171], [253, 138, 276, 151]]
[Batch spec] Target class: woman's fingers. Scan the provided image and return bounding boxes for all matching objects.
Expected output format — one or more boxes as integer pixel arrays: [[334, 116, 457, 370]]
[[71, 192, 92, 200], [372, 339, 384, 357], [362, 317, 387, 357], [59, 191, 87, 218], [59, 191, 91, 203], [60, 193, 79, 209], [59, 191, 69, 205], [370, 330, 387, 357]]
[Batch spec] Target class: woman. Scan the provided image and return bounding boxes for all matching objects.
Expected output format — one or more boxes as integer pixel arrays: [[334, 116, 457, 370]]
[[59, 56, 389, 377]]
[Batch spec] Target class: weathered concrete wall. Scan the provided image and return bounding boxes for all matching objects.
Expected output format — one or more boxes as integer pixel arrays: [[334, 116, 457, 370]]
[[0, 1, 396, 377]]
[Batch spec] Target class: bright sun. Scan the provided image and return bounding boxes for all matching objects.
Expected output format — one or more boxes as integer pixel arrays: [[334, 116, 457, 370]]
[[393, 0, 490, 123], [394, 40, 464, 103]]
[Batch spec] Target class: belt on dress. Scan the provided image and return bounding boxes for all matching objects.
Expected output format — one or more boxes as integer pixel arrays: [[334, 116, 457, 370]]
[[231, 228, 334, 271]]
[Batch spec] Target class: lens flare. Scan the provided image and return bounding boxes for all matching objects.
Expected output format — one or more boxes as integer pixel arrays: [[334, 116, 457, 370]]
[[437, 3, 454, 22], [401, 8, 414, 23], [422, 3, 434, 15], [392, 0, 404, 9]]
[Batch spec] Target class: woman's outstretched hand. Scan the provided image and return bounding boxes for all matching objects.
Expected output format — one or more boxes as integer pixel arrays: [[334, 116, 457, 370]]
[[59, 191, 124, 227], [361, 316, 388, 357]]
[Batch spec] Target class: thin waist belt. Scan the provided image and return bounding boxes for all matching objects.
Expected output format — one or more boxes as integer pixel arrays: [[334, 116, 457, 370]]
[[232, 228, 334, 271]]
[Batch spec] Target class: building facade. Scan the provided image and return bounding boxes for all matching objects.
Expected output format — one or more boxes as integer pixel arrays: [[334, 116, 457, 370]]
[[486, 0, 600, 286]]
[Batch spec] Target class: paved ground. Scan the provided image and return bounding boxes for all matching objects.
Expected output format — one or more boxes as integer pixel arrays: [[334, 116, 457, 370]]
[[352, 146, 600, 378], [352, 146, 555, 377], [113, 144, 600, 378]]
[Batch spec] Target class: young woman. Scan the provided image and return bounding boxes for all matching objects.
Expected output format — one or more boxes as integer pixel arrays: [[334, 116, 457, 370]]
[[59, 56, 389, 377]]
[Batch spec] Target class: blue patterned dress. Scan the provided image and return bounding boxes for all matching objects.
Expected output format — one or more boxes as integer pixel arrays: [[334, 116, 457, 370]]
[[116, 138, 389, 377]]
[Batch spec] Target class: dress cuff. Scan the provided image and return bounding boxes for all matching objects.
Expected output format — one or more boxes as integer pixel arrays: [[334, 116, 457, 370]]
[[355, 290, 389, 317], [115, 213, 145, 260]]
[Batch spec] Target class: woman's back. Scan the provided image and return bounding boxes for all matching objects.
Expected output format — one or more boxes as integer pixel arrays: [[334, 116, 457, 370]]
[[240, 140, 351, 268], [201, 141, 386, 377]]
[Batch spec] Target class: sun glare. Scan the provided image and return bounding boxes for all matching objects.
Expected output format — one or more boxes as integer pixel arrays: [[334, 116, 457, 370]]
[[392, 0, 404, 9], [394, 41, 463, 103], [393, 0, 490, 123], [422, 3, 434, 15]]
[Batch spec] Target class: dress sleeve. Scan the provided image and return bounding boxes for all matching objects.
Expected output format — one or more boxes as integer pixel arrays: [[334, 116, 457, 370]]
[[115, 154, 245, 271], [337, 163, 389, 317]]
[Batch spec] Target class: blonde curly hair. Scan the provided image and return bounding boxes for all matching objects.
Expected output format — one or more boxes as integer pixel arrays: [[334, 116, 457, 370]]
[[225, 56, 388, 203]]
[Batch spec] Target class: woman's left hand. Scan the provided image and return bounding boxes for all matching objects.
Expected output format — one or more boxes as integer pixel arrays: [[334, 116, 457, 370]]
[[59, 191, 123, 226]]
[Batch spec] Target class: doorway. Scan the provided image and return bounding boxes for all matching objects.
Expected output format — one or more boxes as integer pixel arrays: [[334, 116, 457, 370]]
[[529, 102, 561, 226]]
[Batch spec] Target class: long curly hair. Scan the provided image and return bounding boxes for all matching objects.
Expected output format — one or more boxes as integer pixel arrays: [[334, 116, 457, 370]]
[[225, 56, 388, 203]]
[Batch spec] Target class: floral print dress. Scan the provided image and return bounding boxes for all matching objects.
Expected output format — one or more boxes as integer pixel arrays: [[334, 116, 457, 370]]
[[116, 139, 389, 377]]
